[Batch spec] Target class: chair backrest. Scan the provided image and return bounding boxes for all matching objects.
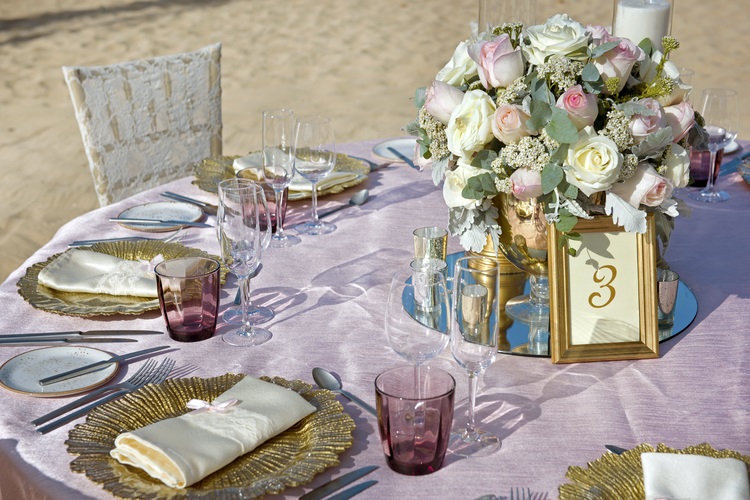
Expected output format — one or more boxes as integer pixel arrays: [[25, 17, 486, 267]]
[[62, 43, 223, 206]]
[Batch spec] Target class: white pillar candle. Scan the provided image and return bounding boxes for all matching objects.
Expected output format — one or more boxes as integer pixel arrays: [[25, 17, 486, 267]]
[[612, 0, 672, 52]]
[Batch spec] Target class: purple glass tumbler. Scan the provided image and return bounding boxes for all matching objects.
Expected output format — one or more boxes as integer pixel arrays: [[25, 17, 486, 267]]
[[375, 365, 455, 475], [155, 257, 221, 342]]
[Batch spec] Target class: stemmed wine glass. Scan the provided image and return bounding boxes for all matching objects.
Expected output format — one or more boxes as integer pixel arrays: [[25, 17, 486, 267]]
[[263, 109, 300, 247], [449, 255, 501, 457], [689, 88, 738, 203], [217, 178, 272, 346], [294, 115, 337, 235], [385, 261, 450, 396]]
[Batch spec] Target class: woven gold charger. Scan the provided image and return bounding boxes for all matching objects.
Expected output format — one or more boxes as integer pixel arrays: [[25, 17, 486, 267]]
[[16, 240, 228, 317], [66, 374, 357, 499], [193, 154, 369, 200], [559, 443, 750, 499]]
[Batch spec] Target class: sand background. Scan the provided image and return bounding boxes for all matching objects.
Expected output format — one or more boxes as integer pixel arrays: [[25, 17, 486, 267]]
[[1, 0, 747, 281]]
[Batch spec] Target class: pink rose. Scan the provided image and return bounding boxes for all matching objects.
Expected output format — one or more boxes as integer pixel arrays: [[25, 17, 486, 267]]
[[629, 98, 667, 144], [491, 104, 533, 144], [468, 34, 524, 89], [424, 80, 465, 125], [555, 85, 598, 130], [414, 144, 431, 172], [594, 37, 644, 93], [587, 24, 612, 44], [510, 168, 543, 200], [611, 163, 673, 208], [664, 101, 695, 142]]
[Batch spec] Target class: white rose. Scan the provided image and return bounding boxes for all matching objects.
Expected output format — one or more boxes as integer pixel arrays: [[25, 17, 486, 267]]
[[661, 144, 690, 188], [524, 14, 591, 66], [565, 126, 623, 197], [446, 90, 496, 159], [638, 49, 679, 85], [436, 40, 478, 86], [443, 162, 484, 209]]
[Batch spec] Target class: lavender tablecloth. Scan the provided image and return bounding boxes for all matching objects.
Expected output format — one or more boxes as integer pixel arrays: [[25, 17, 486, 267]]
[[1, 138, 749, 499]]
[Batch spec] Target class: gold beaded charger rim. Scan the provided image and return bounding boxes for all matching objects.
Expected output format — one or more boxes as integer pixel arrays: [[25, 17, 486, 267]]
[[16, 240, 228, 317], [193, 153, 369, 200], [66, 374, 357, 499], [559, 443, 750, 499]]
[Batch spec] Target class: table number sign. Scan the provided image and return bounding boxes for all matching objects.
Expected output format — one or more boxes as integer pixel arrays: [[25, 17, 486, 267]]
[[548, 215, 659, 363]]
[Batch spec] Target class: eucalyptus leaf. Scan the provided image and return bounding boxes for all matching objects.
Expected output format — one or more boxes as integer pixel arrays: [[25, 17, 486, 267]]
[[541, 163, 564, 194], [414, 87, 427, 109], [581, 62, 603, 82], [589, 41, 620, 59], [404, 120, 422, 138], [471, 149, 498, 170], [528, 99, 552, 131], [530, 77, 554, 105], [549, 144, 569, 164], [583, 79, 604, 94], [555, 212, 579, 233], [638, 38, 653, 56], [546, 107, 579, 144], [631, 127, 674, 158]]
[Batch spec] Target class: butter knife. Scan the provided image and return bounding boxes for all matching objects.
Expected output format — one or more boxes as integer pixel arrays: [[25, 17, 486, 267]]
[[327, 480, 377, 500], [0, 330, 163, 340], [109, 217, 212, 228], [0, 337, 137, 345], [386, 146, 419, 170], [38, 345, 169, 386], [300, 465, 378, 500], [161, 192, 218, 216], [605, 444, 628, 455]]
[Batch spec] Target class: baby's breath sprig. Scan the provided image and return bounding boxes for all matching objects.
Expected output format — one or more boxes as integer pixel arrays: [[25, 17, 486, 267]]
[[493, 22, 524, 48]]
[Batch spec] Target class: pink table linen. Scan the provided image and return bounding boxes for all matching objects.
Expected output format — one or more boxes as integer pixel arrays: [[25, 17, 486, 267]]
[[0, 138, 749, 499]]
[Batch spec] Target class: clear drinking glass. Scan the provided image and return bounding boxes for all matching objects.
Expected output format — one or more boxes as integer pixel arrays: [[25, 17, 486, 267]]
[[449, 255, 502, 457], [217, 178, 272, 346], [689, 88, 738, 203], [294, 115, 337, 235], [262, 108, 300, 247]]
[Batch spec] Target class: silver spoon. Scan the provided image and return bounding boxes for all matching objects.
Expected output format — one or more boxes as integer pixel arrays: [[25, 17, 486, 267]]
[[312, 367, 377, 417], [318, 189, 369, 219]]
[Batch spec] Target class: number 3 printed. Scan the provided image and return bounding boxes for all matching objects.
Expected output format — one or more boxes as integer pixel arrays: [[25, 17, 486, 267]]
[[588, 265, 617, 309]]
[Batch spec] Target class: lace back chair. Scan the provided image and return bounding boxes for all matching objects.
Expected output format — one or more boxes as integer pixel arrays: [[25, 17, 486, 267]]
[[62, 43, 223, 206]]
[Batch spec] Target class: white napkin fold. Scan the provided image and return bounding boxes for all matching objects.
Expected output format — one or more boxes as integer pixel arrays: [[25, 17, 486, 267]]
[[232, 153, 359, 192], [110, 376, 316, 489], [37, 249, 159, 298], [642, 452, 750, 500]]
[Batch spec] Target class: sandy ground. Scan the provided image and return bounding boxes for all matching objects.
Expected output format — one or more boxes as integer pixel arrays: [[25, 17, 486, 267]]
[[1, 0, 748, 281]]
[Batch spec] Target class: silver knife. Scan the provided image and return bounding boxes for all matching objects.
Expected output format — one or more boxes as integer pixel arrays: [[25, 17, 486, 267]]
[[327, 480, 378, 500], [0, 337, 138, 345], [605, 444, 628, 455], [300, 466, 378, 500], [161, 192, 219, 216], [0, 330, 163, 340], [109, 217, 212, 228], [69, 236, 148, 247], [38, 345, 170, 386], [386, 146, 419, 170]]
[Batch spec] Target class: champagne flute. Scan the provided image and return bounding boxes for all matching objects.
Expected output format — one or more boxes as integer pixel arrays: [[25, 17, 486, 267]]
[[294, 115, 337, 235], [217, 178, 272, 346], [689, 88, 738, 203], [385, 261, 450, 396], [262, 109, 300, 247], [220, 166, 274, 326], [449, 255, 501, 457]]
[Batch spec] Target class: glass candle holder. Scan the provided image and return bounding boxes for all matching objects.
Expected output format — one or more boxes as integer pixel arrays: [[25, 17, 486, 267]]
[[612, 0, 674, 52]]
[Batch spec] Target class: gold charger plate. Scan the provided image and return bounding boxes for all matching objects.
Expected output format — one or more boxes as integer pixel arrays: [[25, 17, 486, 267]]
[[66, 374, 357, 499], [193, 153, 369, 200], [17, 240, 227, 317], [559, 443, 750, 498]]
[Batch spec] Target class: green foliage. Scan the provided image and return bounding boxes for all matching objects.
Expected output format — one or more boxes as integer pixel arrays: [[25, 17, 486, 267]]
[[471, 149, 498, 170], [541, 163, 564, 194], [555, 210, 579, 233], [414, 87, 426, 109], [528, 99, 552, 132], [530, 77, 554, 105], [546, 107, 579, 144], [631, 127, 673, 159], [589, 41, 620, 59], [462, 172, 498, 200]]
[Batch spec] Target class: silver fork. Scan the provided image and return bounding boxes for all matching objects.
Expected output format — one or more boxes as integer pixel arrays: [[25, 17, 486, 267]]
[[68, 229, 184, 247], [31, 359, 158, 426], [35, 358, 175, 434]]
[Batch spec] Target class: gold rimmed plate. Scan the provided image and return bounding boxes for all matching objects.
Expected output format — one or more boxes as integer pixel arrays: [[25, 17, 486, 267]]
[[0, 346, 119, 397], [559, 443, 750, 499], [17, 240, 228, 317], [66, 374, 356, 499], [116, 201, 204, 232], [193, 153, 369, 200]]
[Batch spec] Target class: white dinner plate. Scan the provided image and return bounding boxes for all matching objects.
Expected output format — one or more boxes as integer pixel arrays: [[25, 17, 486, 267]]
[[116, 201, 203, 232], [0, 346, 119, 397], [372, 137, 418, 162], [724, 140, 739, 154]]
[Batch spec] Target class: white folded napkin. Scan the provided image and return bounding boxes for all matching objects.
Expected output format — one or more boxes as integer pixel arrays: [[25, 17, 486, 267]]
[[37, 249, 159, 298], [642, 452, 750, 500], [110, 376, 316, 489], [232, 153, 359, 192]]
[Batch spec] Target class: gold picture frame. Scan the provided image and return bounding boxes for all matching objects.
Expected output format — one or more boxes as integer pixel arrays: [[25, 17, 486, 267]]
[[548, 215, 659, 363]]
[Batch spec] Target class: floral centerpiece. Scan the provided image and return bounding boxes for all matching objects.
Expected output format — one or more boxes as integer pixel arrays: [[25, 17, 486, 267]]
[[408, 14, 706, 255]]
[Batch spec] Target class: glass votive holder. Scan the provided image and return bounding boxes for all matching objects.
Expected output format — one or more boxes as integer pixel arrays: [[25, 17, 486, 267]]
[[375, 365, 455, 475], [689, 148, 724, 188], [155, 257, 221, 342], [236, 167, 288, 234], [413, 226, 448, 262], [657, 268, 679, 332]]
